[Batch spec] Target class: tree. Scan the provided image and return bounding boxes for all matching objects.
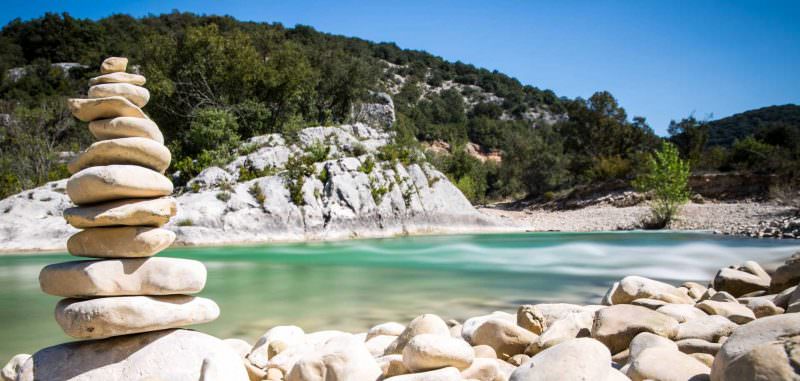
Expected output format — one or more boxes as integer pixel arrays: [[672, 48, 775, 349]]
[[633, 142, 691, 229]]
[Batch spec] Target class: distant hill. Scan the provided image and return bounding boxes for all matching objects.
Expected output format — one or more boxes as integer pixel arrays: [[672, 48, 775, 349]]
[[706, 104, 800, 147]]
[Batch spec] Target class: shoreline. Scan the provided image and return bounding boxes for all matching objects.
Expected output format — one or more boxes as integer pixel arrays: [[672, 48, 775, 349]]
[[2, 201, 795, 255]]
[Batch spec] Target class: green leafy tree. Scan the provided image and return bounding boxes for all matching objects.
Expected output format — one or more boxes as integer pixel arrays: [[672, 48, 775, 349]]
[[633, 142, 691, 228]]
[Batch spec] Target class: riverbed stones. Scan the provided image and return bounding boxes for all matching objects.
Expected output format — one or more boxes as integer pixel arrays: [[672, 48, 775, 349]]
[[510, 338, 611, 381], [26, 57, 234, 379], [626, 347, 711, 381], [55, 295, 219, 339], [696, 300, 756, 324], [67, 165, 173, 205], [591, 304, 679, 354], [17, 329, 247, 381], [39, 257, 206, 297], [286, 335, 381, 381], [713, 267, 770, 297], [468, 317, 538, 358], [89, 83, 150, 107], [710, 313, 800, 380], [770, 253, 800, 293], [402, 334, 474, 371], [610, 275, 693, 304], [63, 197, 176, 228], [89, 116, 164, 143], [675, 315, 737, 342], [385, 314, 451, 355], [68, 96, 147, 122], [66, 226, 176, 258], [67, 137, 171, 174]]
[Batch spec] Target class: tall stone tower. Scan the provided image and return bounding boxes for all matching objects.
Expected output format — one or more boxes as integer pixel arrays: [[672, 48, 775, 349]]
[[17, 58, 248, 380]]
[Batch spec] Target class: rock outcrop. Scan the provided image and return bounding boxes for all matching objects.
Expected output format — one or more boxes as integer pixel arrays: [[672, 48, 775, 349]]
[[17, 57, 245, 380], [0, 123, 501, 252]]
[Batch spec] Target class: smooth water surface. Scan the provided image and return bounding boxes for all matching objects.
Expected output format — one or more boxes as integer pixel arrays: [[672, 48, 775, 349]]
[[0, 231, 798, 360]]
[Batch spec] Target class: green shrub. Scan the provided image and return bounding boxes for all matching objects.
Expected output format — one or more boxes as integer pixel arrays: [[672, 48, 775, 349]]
[[633, 142, 690, 229], [306, 142, 330, 163], [216, 191, 231, 202], [184, 108, 240, 156], [177, 219, 194, 226], [369, 176, 389, 204], [377, 143, 418, 165], [248, 182, 266, 205], [238, 159, 277, 182], [348, 143, 367, 157], [318, 166, 330, 184], [359, 156, 375, 174], [189, 182, 201, 193], [283, 153, 313, 205]]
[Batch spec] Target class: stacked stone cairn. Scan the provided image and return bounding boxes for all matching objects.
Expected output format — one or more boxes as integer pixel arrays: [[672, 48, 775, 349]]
[[14, 57, 248, 380]]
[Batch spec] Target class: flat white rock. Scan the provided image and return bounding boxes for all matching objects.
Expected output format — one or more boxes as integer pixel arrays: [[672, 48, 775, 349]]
[[67, 165, 173, 205], [64, 197, 176, 228], [67, 226, 175, 258], [68, 96, 147, 122], [55, 295, 219, 339], [68, 137, 171, 174], [89, 83, 150, 107], [39, 257, 206, 297], [89, 72, 146, 86], [89, 116, 164, 144]]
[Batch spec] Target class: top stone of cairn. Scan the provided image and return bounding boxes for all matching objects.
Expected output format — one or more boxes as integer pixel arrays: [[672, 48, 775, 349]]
[[100, 57, 128, 75]]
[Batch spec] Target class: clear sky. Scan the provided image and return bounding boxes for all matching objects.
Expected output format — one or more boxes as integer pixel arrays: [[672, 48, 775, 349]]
[[3, 1, 799, 135]]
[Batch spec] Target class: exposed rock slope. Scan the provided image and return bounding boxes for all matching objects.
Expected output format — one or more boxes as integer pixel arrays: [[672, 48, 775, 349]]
[[0, 124, 500, 252]]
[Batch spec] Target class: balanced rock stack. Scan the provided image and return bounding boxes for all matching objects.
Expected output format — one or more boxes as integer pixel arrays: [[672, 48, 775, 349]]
[[16, 58, 248, 380]]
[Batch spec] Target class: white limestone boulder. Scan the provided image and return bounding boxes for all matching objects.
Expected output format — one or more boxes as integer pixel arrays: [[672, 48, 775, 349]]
[[402, 333, 474, 371]]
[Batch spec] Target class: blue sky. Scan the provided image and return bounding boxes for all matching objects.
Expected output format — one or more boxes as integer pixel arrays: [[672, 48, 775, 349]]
[[3, 1, 799, 135]]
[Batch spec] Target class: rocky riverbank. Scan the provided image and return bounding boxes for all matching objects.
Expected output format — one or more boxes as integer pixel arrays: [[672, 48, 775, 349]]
[[480, 201, 799, 238], [4, 253, 798, 380]]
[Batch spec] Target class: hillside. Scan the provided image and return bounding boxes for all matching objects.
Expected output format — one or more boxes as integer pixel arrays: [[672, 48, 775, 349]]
[[0, 11, 797, 208], [706, 104, 800, 147]]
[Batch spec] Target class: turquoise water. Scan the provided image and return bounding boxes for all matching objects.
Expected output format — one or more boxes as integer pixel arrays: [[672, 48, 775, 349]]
[[0, 231, 798, 361]]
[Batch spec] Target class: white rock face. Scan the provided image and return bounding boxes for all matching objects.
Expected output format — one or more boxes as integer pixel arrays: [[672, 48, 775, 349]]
[[68, 137, 171, 174], [88, 83, 150, 107], [64, 197, 177, 228], [67, 165, 173, 205], [55, 295, 219, 339], [1, 124, 501, 252], [67, 96, 147, 122], [17, 329, 248, 381], [67, 226, 175, 258], [39, 257, 206, 297], [89, 117, 164, 144]]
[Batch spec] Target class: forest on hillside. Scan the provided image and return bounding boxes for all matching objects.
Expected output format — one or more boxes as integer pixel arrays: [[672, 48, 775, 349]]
[[1, 12, 798, 203]]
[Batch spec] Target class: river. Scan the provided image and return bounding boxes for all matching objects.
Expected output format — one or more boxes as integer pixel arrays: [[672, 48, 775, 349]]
[[0, 231, 797, 360]]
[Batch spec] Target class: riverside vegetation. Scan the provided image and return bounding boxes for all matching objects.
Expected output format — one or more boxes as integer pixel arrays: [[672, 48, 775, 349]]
[[1, 12, 799, 214]]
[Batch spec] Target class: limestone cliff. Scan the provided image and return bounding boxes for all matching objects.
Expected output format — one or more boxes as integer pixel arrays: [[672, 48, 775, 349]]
[[0, 124, 502, 252]]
